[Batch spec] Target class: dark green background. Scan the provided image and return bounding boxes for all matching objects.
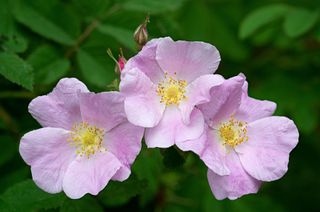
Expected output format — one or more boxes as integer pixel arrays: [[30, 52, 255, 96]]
[[0, 0, 319, 211]]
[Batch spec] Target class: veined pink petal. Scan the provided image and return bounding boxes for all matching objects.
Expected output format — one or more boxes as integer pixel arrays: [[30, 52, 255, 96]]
[[235, 81, 277, 122], [198, 75, 244, 127], [200, 128, 230, 176], [79, 92, 126, 132], [63, 152, 122, 199], [144, 107, 177, 148], [104, 122, 144, 182], [235, 116, 299, 181], [207, 151, 261, 200], [145, 107, 204, 148], [124, 38, 170, 83], [179, 74, 224, 124], [175, 124, 207, 156], [156, 38, 221, 82], [28, 78, 88, 130], [19, 127, 75, 193], [120, 68, 165, 127], [176, 108, 204, 143]]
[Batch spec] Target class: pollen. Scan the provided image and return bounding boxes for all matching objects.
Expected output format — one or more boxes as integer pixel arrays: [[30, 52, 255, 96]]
[[218, 116, 248, 148], [68, 122, 105, 158], [157, 72, 187, 106]]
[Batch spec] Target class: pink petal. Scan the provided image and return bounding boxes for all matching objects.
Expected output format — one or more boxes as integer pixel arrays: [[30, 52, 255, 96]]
[[198, 75, 244, 127], [79, 92, 126, 132], [145, 107, 204, 148], [111, 167, 131, 182], [200, 128, 230, 176], [235, 81, 277, 122], [175, 124, 207, 155], [156, 38, 221, 82], [207, 151, 261, 200], [144, 107, 177, 148], [29, 78, 89, 130], [19, 127, 75, 193], [104, 122, 144, 181], [176, 108, 204, 143], [179, 74, 224, 124], [63, 152, 122, 199], [124, 38, 170, 83], [235, 116, 299, 181], [120, 68, 165, 127]]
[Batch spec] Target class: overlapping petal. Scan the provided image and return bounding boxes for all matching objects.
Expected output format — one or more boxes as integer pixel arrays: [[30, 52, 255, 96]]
[[120, 68, 165, 127], [104, 122, 144, 181], [175, 124, 207, 155], [235, 81, 277, 122], [79, 92, 126, 132], [19, 127, 75, 193], [198, 75, 245, 127], [124, 38, 169, 83], [28, 78, 88, 130], [63, 152, 122, 199], [235, 116, 299, 181], [207, 151, 261, 200], [179, 74, 224, 124], [145, 107, 204, 148], [156, 38, 221, 82], [200, 129, 230, 176]]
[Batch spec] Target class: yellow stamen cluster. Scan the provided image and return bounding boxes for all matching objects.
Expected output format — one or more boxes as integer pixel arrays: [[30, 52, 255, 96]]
[[157, 72, 187, 106], [68, 122, 105, 158], [218, 117, 248, 148]]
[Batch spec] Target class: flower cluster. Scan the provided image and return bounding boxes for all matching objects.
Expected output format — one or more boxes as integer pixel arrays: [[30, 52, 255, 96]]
[[20, 37, 299, 200]]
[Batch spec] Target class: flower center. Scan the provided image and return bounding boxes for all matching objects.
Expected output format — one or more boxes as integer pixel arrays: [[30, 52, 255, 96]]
[[157, 72, 187, 106], [218, 116, 248, 148], [68, 122, 105, 158]]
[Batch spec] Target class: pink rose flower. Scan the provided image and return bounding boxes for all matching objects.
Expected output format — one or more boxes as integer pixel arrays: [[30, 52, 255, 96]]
[[120, 37, 223, 148], [192, 74, 299, 200], [19, 78, 144, 199]]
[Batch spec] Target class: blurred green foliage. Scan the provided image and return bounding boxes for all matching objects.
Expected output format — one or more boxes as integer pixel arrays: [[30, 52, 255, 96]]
[[0, 0, 319, 211]]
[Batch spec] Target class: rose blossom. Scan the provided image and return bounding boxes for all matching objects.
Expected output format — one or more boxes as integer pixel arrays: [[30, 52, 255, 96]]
[[120, 37, 223, 149], [190, 74, 299, 200], [19, 78, 144, 199]]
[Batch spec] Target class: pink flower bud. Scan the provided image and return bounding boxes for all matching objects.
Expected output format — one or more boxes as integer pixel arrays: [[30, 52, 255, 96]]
[[118, 56, 127, 71]]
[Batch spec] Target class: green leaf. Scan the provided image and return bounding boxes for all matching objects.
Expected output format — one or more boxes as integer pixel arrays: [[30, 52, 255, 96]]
[[0, 52, 33, 90], [13, 3, 75, 45], [60, 195, 103, 212], [0, 1, 28, 53], [0, 0, 15, 36], [98, 175, 147, 206], [0, 198, 13, 212], [97, 24, 136, 51], [122, 0, 186, 14], [239, 4, 290, 39], [180, 0, 248, 61], [77, 49, 115, 88], [0, 168, 29, 194], [71, 0, 110, 17], [283, 8, 319, 38], [27, 45, 70, 84], [1, 35, 28, 53], [0, 180, 66, 211]]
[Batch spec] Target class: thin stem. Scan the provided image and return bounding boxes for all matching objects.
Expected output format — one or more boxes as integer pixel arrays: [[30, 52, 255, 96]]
[[64, 20, 99, 58], [64, 4, 121, 58]]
